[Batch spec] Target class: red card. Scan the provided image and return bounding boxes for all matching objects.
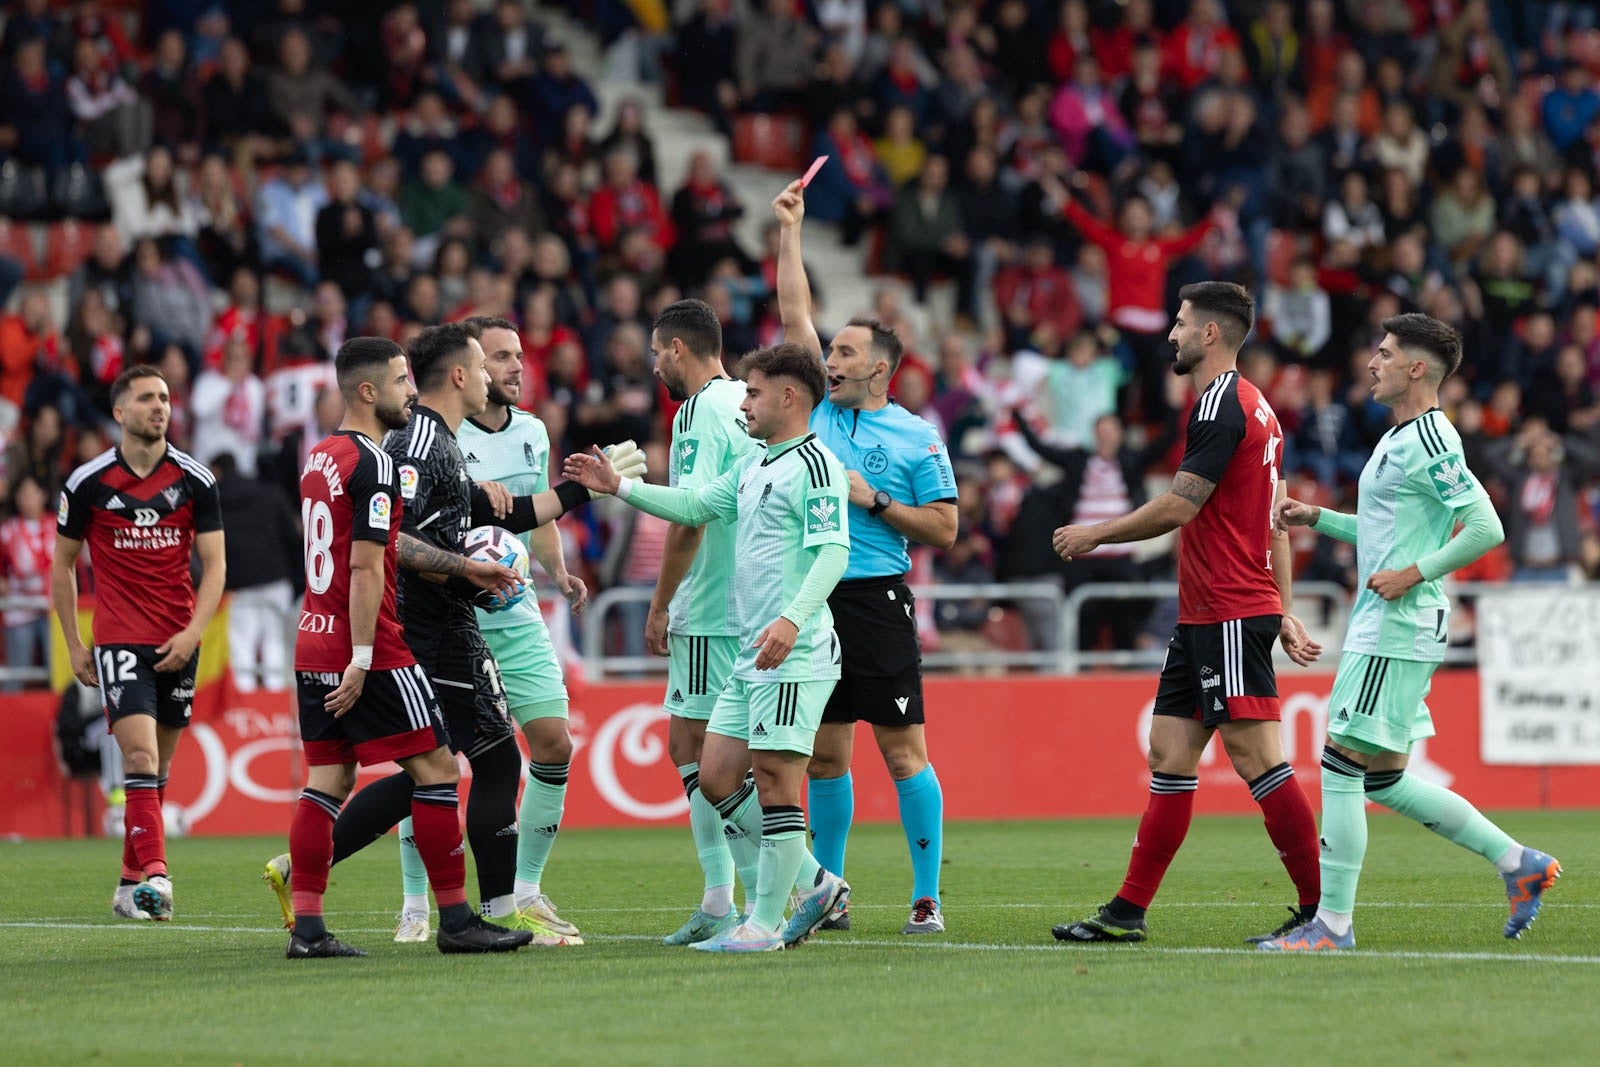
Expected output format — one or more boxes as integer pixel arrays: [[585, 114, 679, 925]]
[[800, 155, 829, 188]]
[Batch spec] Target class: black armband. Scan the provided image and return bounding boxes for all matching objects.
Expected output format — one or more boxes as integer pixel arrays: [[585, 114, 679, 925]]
[[554, 480, 590, 515]]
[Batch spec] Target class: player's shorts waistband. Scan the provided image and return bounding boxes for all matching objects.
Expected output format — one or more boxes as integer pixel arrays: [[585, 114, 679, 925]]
[[832, 574, 908, 594]]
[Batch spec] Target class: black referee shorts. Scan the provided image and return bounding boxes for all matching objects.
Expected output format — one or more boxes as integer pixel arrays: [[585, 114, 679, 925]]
[[405, 621, 516, 759], [822, 575, 925, 727]]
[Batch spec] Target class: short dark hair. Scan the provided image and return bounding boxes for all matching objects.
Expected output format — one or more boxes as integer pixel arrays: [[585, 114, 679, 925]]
[[1381, 312, 1463, 381], [741, 342, 828, 408], [653, 299, 722, 360], [1178, 281, 1255, 348], [844, 316, 904, 375], [335, 336, 405, 396], [408, 322, 475, 391], [110, 365, 167, 408], [459, 315, 518, 340]]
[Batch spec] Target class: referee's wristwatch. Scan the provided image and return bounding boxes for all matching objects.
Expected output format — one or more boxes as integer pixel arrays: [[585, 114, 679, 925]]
[[868, 490, 893, 517]]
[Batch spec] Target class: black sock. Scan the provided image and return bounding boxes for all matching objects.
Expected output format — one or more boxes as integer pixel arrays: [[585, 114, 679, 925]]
[[119, 878, 139, 887], [465, 738, 521, 904], [1107, 895, 1146, 922], [294, 915, 327, 941], [330, 772, 414, 866], [439, 902, 474, 933]]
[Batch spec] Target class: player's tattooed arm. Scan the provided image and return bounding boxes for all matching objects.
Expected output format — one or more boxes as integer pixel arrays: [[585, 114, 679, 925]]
[[397, 533, 469, 577], [1168, 471, 1217, 512]]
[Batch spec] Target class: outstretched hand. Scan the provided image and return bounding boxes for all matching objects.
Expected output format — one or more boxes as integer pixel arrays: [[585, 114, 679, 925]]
[[1274, 497, 1320, 533], [564, 447, 621, 496], [772, 180, 806, 227]]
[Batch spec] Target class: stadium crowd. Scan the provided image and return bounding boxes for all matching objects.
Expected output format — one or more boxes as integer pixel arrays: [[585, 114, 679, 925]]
[[3, 0, 1600, 687]]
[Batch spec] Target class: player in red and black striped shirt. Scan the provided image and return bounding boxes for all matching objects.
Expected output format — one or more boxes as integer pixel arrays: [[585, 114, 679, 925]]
[[1047, 283, 1327, 946], [52, 365, 227, 923]]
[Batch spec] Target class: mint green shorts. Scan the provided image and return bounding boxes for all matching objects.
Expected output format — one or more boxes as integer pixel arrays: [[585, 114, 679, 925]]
[[708, 676, 837, 756], [481, 624, 568, 724], [664, 633, 741, 720], [1326, 652, 1437, 756]]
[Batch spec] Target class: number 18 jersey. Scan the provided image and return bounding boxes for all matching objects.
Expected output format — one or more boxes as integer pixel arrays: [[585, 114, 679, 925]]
[[295, 430, 415, 673]]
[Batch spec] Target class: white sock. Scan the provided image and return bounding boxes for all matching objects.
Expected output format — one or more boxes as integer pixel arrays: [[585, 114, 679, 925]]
[[514, 879, 541, 907], [487, 893, 517, 918], [1316, 908, 1353, 937], [402, 893, 429, 916], [1494, 843, 1525, 874], [702, 883, 734, 917], [744, 915, 779, 936]]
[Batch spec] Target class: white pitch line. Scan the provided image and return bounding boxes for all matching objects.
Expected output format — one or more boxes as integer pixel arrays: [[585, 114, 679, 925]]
[[2, 923, 1593, 965]]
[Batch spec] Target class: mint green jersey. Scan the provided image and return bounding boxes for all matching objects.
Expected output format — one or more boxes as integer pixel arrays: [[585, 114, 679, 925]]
[[1342, 408, 1489, 662], [459, 408, 552, 634], [629, 434, 850, 683], [668, 377, 763, 636]]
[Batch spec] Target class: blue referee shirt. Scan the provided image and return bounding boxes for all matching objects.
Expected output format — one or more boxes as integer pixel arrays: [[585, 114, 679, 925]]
[[810, 398, 957, 580]]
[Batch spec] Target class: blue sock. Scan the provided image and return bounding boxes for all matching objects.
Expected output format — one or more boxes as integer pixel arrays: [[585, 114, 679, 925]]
[[806, 772, 854, 877], [895, 765, 943, 906]]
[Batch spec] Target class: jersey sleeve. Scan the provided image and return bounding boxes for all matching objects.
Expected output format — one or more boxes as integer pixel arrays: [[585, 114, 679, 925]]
[[189, 471, 224, 534], [348, 445, 398, 545], [909, 428, 958, 505], [801, 453, 852, 550], [1177, 392, 1246, 486], [56, 479, 90, 541], [531, 421, 551, 494], [676, 417, 729, 492], [1416, 417, 1489, 511]]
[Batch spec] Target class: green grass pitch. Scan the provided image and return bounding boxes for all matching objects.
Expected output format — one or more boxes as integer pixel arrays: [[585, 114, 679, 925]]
[[0, 812, 1592, 1066]]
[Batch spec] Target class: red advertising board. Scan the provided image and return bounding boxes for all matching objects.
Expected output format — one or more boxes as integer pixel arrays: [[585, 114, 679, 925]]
[[7, 670, 1600, 840]]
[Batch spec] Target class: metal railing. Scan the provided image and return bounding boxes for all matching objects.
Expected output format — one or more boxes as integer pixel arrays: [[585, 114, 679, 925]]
[[580, 581, 1066, 680], [0, 595, 53, 688], [1058, 580, 1354, 673]]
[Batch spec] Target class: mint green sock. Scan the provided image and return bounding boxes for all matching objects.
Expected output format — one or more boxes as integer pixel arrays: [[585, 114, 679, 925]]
[[713, 779, 762, 910], [1365, 770, 1515, 864], [516, 762, 568, 888], [678, 762, 735, 894], [794, 847, 822, 891], [753, 805, 809, 932], [1317, 749, 1368, 916], [397, 815, 428, 898]]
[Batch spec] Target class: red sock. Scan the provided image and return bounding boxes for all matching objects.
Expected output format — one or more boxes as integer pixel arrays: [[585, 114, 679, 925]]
[[410, 785, 467, 909], [124, 775, 167, 879], [121, 834, 141, 883], [1116, 774, 1197, 910], [1250, 763, 1321, 908], [289, 790, 342, 917]]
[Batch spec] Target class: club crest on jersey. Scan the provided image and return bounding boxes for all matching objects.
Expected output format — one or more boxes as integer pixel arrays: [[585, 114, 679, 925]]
[[369, 491, 392, 530], [677, 437, 699, 475], [1376, 454, 1389, 477], [1427, 457, 1472, 500], [524, 442, 535, 466], [162, 485, 182, 508], [807, 494, 841, 535], [399, 464, 419, 500]]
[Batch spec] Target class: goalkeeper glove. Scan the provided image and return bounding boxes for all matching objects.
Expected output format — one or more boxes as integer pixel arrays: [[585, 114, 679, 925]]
[[594, 439, 647, 498]]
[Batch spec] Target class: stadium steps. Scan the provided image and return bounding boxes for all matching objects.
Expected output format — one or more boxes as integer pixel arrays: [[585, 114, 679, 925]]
[[543, 10, 944, 340]]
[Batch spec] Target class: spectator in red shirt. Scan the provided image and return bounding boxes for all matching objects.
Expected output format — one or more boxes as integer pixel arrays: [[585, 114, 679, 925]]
[[0, 472, 53, 690], [1053, 177, 1214, 419], [1091, 0, 1163, 84], [1163, 0, 1241, 91], [0, 293, 57, 411], [992, 236, 1083, 353], [590, 146, 674, 259], [1046, 0, 1093, 86]]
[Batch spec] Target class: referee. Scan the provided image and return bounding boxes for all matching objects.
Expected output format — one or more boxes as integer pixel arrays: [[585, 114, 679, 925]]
[[772, 180, 959, 934]]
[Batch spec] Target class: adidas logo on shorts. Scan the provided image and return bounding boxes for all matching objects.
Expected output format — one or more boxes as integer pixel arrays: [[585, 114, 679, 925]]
[[752, 723, 768, 738], [1337, 708, 1350, 721], [670, 689, 683, 703]]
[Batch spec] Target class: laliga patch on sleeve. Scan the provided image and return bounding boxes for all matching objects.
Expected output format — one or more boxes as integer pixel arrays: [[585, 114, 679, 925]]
[[399, 464, 419, 500], [57, 492, 68, 524], [369, 491, 393, 530]]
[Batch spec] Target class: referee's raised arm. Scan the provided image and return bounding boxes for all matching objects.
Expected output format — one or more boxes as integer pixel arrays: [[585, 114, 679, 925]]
[[772, 180, 824, 360]]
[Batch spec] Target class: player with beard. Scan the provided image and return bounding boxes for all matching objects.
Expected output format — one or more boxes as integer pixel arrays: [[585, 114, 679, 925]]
[[264, 325, 641, 934], [646, 299, 766, 945], [54, 364, 227, 923], [1050, 282, 1327, 946], [387, 316, 614, 946]]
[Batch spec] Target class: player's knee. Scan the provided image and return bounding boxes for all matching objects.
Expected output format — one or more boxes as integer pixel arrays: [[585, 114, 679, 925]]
[[531, 730, 573, 765], [881, 747, 926, 780], [408, 748, 461, 787], [122, 747, 159, 776], [807, 753, 848, 780]]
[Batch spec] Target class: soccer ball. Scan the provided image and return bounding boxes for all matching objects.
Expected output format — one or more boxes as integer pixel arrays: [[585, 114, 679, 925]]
[[465, 525, 530, 612]]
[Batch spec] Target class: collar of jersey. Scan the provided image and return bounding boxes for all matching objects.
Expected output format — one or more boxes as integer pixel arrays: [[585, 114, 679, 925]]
[[1388, 406, 1442, 436], [411, 404, 453, 436], [761, 432, 816, 465], [466, 407, 517, 435]]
